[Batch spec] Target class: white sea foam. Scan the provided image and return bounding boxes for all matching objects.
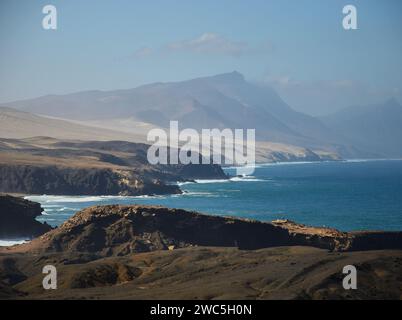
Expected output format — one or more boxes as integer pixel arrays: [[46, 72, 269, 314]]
[[56, 207, 76, 211], [343, 159, 402, 163], [229, 176, 265, 182], [194, 179, 230, 184], [25, 195, 156, 203], [27, 196, 114, 203], [224, 164, 263, 170], [182, 191, 218, 197], [191, 176, 265, 184], [176, 181, 196, 186], [344, 159, 372, 163], [0, 239, 28, 247]]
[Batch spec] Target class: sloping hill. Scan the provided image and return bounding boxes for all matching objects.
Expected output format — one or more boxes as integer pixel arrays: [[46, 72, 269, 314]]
[[0, 106, 147, 142], [0, 106, 340, 163]]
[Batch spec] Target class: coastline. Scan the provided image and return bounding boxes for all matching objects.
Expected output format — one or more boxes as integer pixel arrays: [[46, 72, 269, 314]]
[[223, 157, 402, 169], [2, 159, 402, 241]]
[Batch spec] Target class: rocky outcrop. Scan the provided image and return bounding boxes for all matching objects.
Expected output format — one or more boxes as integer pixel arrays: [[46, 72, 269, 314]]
[[0, 137, 227, 196], [348, 231, 402, 251], [271, 219, 352, 251], [272, 219, 402, 252], [0, 195, 52, 239], [24, 205, 290, 255], [163, 163, 228, 180], [1, 204, 402, 300], [17, 205, 402, 256], [0, 165, 181, 196]]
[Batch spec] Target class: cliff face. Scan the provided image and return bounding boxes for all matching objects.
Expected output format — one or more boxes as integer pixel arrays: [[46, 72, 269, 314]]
[[163, 163, 228, 180], [18, 205, 402, 256], [0, 137, 227, 196], [28, 205, 291, 255], [0, 195, 52, 238], [0, 165, 181, 196], [348, 231, 402, 251]]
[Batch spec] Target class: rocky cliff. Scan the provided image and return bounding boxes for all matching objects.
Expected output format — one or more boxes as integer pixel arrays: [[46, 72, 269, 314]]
[[0, 137, 227, 196], [2, 204, 402, 300], [0, 165, 181, 196], [0, 195, 52, 238], [16, 205, 402, 256]]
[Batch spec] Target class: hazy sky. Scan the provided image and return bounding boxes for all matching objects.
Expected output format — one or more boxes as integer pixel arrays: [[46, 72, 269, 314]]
[[0, 0, 401, 115]]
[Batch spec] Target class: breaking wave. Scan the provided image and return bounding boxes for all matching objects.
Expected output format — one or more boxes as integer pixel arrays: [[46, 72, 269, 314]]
[[0, 239, 29, 247]]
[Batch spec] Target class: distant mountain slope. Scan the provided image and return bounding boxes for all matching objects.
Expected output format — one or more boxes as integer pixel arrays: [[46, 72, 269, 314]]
[[3, 72, 344, 151], [0, 106, 147, 142], [0, 107, 339, 164], [321, 98, 402, 157]]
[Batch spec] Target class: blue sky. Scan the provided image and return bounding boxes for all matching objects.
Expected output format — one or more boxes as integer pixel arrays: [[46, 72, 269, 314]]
[[0, 0, 401, 115]]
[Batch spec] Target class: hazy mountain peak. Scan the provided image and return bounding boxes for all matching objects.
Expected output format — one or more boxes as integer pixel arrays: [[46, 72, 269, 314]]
[[207, 71, 245, 83], [2, 72, 345, 153]]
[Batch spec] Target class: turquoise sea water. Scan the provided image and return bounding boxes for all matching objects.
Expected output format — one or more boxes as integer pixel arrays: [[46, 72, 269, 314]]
[[27, 160, 402, 232]]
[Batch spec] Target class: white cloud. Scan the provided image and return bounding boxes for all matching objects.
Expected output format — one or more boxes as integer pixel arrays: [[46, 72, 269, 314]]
[[129, 33, 272, 60], [165, 33, 249, 57]]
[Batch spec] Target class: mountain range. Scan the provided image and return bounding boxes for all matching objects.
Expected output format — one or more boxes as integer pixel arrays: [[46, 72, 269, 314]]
[[1, 72, 401, 158]]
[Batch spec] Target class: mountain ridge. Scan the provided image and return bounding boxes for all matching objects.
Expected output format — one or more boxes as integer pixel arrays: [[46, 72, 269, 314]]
[[2, 72, 345, 153], [5, 72, 399, 158]]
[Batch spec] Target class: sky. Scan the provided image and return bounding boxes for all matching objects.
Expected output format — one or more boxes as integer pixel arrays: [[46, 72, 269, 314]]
[[0, 0, 401, 115]]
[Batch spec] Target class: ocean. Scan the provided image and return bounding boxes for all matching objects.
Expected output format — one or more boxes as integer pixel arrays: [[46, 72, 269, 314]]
[[22, 160, 402, 235]]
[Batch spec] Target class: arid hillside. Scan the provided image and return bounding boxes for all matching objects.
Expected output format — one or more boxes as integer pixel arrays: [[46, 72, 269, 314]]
[[0, 137, 226, 196], [1, 203, 401, 300], [0, 106, 341, 163]]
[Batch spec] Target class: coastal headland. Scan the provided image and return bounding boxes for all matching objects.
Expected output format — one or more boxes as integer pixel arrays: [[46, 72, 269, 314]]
[[1, 198, 401, 300]]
